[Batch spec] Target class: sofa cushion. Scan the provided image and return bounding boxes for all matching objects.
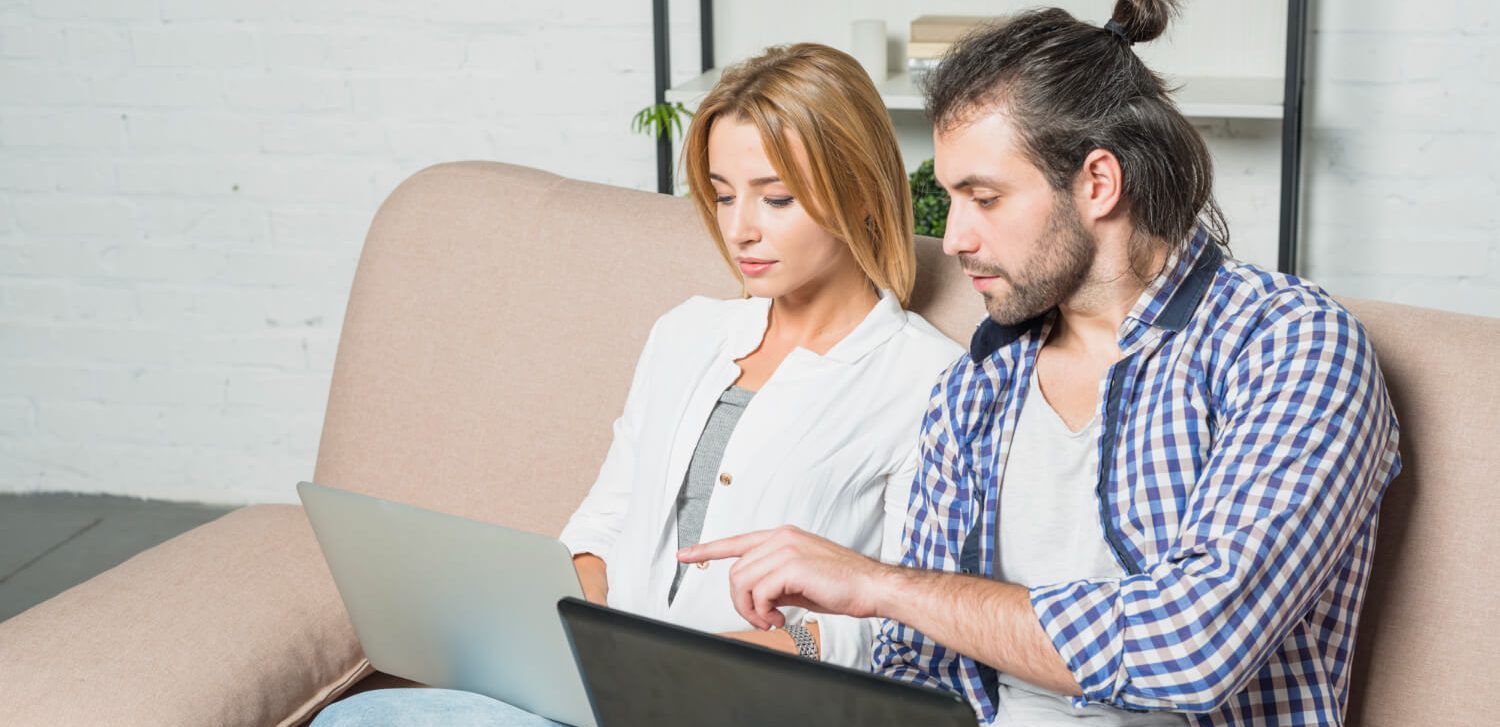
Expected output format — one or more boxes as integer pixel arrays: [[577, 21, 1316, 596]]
[[0, 504, 369, 727]]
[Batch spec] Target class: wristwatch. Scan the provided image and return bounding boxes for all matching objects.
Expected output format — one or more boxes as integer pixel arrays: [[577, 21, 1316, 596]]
[[783, 623, 818, 659]]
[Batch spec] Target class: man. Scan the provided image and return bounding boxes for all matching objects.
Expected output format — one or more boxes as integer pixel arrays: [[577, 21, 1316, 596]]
[[678, 5, 1401, 725]]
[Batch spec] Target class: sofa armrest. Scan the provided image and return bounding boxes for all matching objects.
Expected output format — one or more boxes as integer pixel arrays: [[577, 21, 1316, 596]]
[[0, 504, 371, 727]]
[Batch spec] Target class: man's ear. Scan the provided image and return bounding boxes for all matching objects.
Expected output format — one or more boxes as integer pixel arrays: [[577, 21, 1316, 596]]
[[1076, 148, 1125, 222]]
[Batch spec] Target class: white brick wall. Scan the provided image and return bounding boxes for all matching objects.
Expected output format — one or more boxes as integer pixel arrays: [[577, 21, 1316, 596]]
[[0, 0, 1495, 503], [1303, 0, 1500, 313], [0, 1, 702, 503]]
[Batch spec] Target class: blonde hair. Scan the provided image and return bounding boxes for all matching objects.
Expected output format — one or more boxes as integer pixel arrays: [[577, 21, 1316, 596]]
[[681, 43, 917, 306]]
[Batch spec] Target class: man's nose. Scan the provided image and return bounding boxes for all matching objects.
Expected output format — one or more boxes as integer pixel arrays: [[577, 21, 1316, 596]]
[[942, 204, 979, 257]]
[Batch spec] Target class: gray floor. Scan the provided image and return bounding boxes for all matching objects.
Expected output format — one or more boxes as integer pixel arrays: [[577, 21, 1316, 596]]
[[0, 493, 235, 624]]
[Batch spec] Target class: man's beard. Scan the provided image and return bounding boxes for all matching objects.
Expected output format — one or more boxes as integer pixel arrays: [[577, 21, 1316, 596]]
[[961, 196, 1096, 326]]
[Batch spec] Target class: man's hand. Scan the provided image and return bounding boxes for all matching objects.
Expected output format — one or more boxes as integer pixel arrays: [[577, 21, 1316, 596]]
[[677, 525, 891, 630], [572, 553, 609, 605], [684, 526, 1082, 696]]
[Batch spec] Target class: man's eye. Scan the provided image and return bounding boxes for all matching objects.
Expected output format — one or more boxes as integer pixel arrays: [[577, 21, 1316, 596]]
[[974, 196, 998, 209], [765, 196, 795, 208]]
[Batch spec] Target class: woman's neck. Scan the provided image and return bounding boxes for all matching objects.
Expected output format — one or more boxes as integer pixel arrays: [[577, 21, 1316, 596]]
[[765, 265, 880, 355]]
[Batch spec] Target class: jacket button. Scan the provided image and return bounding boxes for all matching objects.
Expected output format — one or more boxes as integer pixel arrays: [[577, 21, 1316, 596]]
[[718, 472, 732, 486]]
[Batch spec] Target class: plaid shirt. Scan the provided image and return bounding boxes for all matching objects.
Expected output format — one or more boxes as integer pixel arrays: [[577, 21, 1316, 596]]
[[872, 227, 1402, 725]]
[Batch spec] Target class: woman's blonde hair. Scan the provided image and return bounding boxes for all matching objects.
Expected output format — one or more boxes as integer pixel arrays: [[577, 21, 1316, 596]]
[[681, 43, 917, 305]]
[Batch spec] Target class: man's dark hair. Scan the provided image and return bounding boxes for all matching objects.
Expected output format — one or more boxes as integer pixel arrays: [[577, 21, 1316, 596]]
[[924, 0, 1227, 250]]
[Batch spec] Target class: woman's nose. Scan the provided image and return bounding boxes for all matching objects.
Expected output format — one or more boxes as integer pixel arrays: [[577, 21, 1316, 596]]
[[724, 199, 760, 245]]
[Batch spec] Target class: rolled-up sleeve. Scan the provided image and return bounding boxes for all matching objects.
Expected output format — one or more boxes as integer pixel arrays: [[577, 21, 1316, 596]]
[[1032, 302, 1400, 712]]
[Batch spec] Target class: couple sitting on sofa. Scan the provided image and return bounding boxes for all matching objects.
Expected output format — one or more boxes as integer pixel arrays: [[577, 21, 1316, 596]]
[[317, 3, 1401, 726]]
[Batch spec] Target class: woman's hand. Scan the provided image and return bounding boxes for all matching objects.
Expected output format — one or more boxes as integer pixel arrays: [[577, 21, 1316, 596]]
[[719, 621, 820, 658], [572, 553, 609, 605]]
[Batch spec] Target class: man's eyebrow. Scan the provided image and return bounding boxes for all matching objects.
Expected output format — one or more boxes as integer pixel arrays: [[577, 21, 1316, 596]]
[[708, 173, 782, 186], [948, 174, 1006, 192]]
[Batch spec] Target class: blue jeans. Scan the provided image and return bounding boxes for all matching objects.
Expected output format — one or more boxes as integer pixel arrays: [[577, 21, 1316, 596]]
[[311, 688, 568, 726]]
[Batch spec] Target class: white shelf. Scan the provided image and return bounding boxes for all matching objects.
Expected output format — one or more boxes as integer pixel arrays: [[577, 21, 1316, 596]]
[[1166, 76, 1285, 119], [666, 69, 1284, 120]]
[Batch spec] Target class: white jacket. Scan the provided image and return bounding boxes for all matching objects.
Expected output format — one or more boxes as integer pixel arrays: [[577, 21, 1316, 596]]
[[558, 289, 962, 668]]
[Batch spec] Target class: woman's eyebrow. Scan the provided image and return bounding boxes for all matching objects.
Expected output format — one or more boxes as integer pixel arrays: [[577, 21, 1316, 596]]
[[708, 172, 782, 187]]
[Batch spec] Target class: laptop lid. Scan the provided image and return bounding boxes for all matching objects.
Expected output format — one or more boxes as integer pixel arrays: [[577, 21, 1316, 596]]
[[297, 481, 595, 727], [556, 597, 977, 727]]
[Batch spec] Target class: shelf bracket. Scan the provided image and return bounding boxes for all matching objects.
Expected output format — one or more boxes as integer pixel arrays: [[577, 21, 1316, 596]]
[[651, 1, 715, 194], [1278, 0, 1310, 275], [652, 0, 672, 194]]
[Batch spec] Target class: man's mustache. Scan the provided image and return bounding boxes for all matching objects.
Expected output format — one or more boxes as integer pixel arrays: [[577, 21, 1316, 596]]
[[959, 254, 1010, 281]]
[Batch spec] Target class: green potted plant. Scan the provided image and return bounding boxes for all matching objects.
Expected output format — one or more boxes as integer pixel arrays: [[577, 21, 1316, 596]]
[[631, 102, 695, 141], [632, 101, 695, 194], [909, 158, 950, 237]]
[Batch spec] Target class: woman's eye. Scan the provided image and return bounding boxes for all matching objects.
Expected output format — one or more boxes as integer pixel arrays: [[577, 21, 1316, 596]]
[[764, 196, 795, 208], [715, 195, 735, 205]]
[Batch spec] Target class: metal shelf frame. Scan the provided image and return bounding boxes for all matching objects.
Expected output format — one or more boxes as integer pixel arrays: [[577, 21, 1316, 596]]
[[650, 1, 1310, 274]]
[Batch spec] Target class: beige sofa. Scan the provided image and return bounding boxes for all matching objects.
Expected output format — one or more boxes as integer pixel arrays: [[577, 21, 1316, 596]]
[[1, 162, 1496, 726]]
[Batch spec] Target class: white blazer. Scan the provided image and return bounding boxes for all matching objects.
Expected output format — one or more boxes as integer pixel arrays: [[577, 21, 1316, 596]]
[[559, 289, 962, 668]]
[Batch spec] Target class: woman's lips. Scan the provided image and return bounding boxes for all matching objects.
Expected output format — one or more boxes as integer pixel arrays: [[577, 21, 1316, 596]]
[[738, 259, 777, 277]]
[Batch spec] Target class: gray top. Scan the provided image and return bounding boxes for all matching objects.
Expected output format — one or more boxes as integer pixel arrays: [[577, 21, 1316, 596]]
[[668, 384, 756, 605], [992, 368, 1187, 726]]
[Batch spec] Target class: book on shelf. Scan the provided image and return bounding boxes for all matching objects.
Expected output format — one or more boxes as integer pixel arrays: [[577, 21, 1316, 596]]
[[906, 15, 1002, 71], [909, 15, 999, 43], [906, 41, 952, 60]]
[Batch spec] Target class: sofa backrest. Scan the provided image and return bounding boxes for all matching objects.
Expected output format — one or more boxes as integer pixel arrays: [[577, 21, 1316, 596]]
[[315, 162, 984, 531], [315, 161, 1499, 725], [1337, 298, 1500, 726]]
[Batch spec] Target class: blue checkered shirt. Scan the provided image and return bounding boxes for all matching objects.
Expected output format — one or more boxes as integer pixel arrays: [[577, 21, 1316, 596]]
[[872, 227, 1402, 725]]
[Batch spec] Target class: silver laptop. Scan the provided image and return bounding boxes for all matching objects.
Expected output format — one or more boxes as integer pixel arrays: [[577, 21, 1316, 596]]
[[297, 481, 596, 727]]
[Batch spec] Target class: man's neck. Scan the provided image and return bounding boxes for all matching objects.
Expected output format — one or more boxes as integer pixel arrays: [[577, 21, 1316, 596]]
[[1049, 230, 1168, 359]]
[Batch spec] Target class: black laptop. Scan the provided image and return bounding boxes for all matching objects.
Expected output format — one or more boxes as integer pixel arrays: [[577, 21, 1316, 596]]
[[557, 597, 977, 727]]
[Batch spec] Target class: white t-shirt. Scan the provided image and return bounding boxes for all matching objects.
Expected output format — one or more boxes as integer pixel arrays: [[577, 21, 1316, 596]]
[[994, 367, 1188, 726]]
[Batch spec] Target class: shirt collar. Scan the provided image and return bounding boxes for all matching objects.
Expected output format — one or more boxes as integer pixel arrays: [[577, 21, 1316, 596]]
[[967, 224, 1223, 363], [1120, 224, 1221, 337], [727, 288, 907, 365]]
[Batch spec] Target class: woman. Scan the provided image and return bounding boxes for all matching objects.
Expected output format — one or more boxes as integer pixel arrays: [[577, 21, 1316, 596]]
[[314, 43, 961, 726]]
